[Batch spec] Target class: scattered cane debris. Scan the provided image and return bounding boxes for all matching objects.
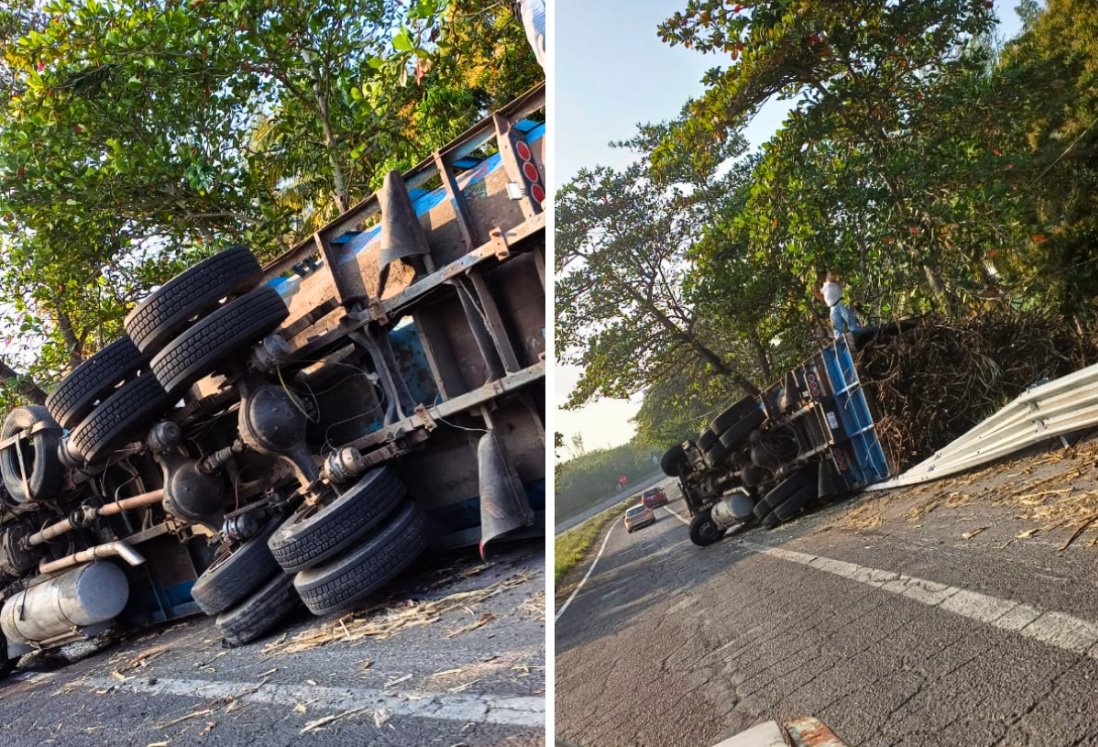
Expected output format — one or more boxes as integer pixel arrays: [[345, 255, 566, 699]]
[[262, 572, 534, 655], [446, 613, 496, 639], [300, 706, 371, 734], [1059, 512, 1098, 551], [155, 708, 214, 729]]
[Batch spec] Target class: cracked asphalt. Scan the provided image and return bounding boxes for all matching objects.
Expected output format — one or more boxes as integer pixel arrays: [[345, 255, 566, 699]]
[[0, 543, 544, 746], [556, 452, 1098, 747]]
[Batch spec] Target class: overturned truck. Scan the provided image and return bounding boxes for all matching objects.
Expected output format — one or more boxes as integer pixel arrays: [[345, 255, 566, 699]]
[[0, 84, 546, 676], [662, 333, 891, 547]]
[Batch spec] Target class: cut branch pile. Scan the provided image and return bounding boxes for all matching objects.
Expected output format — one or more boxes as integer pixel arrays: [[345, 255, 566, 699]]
[[856, 312, 1098, 469]]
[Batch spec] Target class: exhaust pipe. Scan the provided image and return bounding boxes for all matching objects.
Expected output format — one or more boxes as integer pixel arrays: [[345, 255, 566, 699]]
[[39, 541, 145, 575]]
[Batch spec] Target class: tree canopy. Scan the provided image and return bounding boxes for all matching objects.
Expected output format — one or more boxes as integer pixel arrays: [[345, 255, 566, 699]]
[[558, 0, 1098, 451], [0, 0, 539, 405]]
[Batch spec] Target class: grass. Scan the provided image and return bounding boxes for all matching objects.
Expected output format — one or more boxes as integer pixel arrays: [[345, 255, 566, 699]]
[[554, 499, 634, 584]]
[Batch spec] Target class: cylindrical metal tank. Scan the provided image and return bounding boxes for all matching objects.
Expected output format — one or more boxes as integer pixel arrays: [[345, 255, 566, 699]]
[[0, 561, 129, 647], [711, 489, 755, 528]]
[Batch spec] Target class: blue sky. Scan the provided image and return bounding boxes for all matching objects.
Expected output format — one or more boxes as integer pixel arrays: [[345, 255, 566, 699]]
[[554, 0, 1027, 454]]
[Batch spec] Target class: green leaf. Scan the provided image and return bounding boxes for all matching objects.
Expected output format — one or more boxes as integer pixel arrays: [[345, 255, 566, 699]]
[[393, 30, 413, 52]]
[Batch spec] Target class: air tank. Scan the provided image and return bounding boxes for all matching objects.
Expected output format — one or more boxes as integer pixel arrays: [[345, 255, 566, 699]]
[[711, 489, 755, 528], [1, 561, 129, 652]]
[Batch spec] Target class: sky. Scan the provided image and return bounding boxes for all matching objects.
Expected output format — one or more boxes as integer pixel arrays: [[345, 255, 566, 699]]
[[554, 0, 1026, 456]]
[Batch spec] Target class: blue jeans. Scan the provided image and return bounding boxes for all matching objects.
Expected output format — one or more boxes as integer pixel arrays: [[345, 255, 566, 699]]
[[830, 303, 859, 337]]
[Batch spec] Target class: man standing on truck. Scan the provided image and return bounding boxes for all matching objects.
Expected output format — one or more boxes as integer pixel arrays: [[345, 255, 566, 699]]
[[512, 0, 545, 67], [814, 271, 860, 338]]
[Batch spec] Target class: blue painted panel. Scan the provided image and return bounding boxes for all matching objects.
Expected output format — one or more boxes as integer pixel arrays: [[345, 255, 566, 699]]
[[268, 118, 546, 286], [430, 479, 546, 531], [820, 337, 891, 487], [390, 324, 439, 406]]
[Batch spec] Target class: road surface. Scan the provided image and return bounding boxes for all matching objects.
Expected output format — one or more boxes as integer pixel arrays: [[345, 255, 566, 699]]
[[557, 459, 1098, 747], [556, 472, 664, 535], [0, 543, 544, 746]]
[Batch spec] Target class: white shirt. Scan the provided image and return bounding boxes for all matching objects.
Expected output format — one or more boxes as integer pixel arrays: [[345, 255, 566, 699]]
[[822, 281, 842, 307], [518, 0, 546, 67]]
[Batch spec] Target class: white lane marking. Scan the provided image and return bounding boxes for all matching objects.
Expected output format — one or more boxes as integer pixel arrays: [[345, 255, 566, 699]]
[[82, 675, 543, 728], [555, 517, 619, 622], [11, 671, 58, 684], [665, 504, 690, 525], [762, 547, 1098, 660]]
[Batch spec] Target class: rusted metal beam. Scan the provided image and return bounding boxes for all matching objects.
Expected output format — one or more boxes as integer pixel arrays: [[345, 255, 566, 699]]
[[411, 310, 468, 400], [453, 279, 506, 382], [433, 150, 480, 250], [466, 269, 522, 373], [342, 360, 545, 452], [314, 232, 368, 307], [533, 245, 545, 287], [280, 214, 543, 372], [382, 212, 543, 319]]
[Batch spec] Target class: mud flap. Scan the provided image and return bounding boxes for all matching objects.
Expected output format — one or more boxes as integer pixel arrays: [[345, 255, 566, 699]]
[[818, 457, 842, 499], [477, 430, 535, 559], [378, 170, 431, 289]]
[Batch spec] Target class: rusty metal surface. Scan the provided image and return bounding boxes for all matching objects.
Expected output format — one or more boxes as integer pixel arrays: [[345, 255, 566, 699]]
[[262, 83, 544, 280], [344, 361, 544, 452], [382, 212, 544, 318], [784, 718, 847, 747]]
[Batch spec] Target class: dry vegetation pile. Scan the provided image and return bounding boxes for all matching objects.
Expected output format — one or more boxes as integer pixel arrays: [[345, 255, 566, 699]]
[[857, 313, 1098, 470]]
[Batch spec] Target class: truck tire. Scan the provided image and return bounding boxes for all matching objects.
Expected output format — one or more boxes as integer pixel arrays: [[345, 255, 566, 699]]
[[754, 469, 815, 522], [762, 512, 781, 530], [660, 443, 687, 477], [191, 516, 284, 616], [69, 374, 170, 464], [703, 439, 728, 467], [294, 500, 427, 617], [718, 408, 766, 451], [1, 406, 64, 504], [753, 494, 775, 520], [268, 467, 406, 573], [710, 396, 758, 434], [45, 337, 146, 429], [151, 286, 288, 395], [125, 246, 263, 354], [773, 484, 815, 523], [689, 513, 726, 547], [215, 573, 300, 646], [697, 429, 717, 453]]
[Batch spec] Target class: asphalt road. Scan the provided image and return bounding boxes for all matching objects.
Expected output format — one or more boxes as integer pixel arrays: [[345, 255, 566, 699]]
[[555, 472, 665, 535], [556, 468, 1098, 747], [0, 543, 544, 746]]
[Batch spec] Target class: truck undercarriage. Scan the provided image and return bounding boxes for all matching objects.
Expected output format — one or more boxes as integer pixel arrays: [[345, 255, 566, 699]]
[[0, 84, 546, 675]]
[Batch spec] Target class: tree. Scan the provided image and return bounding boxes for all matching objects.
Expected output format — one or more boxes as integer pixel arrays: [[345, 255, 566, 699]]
[[0, 0, 539, 401], [992, 0, 1098, 314], [657, 0, 999, 310], [556, 157, 762, 411]]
